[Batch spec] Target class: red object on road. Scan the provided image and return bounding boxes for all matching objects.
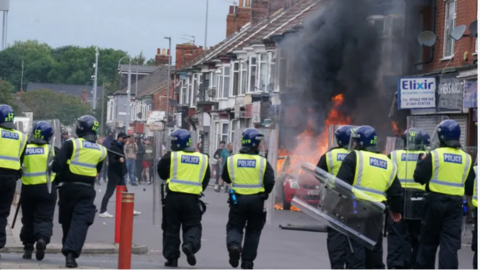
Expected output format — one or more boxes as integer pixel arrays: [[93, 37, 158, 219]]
[[118, 192, 135, 269], [115, 185, 127, 244]]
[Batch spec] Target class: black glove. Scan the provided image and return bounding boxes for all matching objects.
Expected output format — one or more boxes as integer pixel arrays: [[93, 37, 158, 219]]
[[259, 193, 269, 200]]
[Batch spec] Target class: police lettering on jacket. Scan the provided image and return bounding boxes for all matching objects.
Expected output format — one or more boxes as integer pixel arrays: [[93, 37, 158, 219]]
[[237, 159, 256, 168], [82, 141, 100, 149], [1, 130, 19, 140], [181, 155, 200, 165], [337, 153, 347, 161], [369, 157, 388, 169], [401, 153, 419, 161], [443, 154, 462, 164], [26, 147, 44, 155]]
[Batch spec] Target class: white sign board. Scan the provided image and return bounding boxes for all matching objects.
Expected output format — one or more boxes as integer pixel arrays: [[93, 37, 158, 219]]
[[149, 122, 165, 131], [398, 77, 436, 109], [147, 111, 165, 122], [252, 102, 261, 124]]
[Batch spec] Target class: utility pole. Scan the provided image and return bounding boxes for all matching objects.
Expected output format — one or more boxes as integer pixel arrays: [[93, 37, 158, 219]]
[[135, 64, 139, 96], [20, 60, 24, 91], [164, 37, 172, 125], [204, 0, 209, 48], [101, 84, 105, 136], [118, 56, 132, 134], [93, 47, 99, 110]]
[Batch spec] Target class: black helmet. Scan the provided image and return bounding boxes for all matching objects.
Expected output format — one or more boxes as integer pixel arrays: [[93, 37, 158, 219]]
[[76, 115, 99, 140]]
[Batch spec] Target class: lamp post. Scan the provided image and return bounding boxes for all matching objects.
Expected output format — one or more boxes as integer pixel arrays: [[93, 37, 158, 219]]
[[204, 0, 208, 48], [93, 47, 99, 110], [118, 56, 132, 133], [164, 37, 172, 125]]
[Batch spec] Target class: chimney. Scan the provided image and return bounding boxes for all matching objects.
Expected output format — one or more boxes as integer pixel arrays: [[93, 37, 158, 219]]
[[81, 90, 87, 103], [175, 43, 203, 70], [155, 48, 170, 66], [251, 0, 268, 25], [226, 2, 252, 37]]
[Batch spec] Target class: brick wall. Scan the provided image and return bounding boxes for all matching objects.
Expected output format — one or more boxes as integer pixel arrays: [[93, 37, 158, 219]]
[[175, 43, 204, 71], [152, 80, 175, 116], [421, 0, 477, 72], [155, 48, 171, 66], [226, 3, 253, 37]]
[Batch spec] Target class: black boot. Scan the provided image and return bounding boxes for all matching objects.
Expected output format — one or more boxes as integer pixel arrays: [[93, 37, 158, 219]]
[[36, 238, 46, 261], [164, 259, 178, 267], [23, 244, 33, 259], [228, 245, 241, 268], [241, 261, 254, 269], [182, 243, 196, 266], [65, 253, 78, 268]]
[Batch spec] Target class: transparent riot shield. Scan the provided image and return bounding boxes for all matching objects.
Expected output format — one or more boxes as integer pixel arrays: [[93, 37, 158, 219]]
[[292, 162, 386, 250], [266, 129, 278, 224], [33, 119, 62, 149], [152, 131, 164, 226]]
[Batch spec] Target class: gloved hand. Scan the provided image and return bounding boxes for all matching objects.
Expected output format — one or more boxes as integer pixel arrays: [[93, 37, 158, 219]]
[[259, 193, 269, 200]]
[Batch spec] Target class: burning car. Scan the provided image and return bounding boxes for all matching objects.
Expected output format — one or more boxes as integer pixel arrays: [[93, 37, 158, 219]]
[[275, 155, 321, 210]]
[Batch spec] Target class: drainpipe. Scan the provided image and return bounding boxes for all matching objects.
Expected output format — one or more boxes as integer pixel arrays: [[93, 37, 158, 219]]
[[413, 0, 436, 74]]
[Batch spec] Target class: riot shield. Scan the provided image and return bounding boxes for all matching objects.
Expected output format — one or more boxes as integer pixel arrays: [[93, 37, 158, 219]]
[[45, 136, 55, 194], [402, 129, 426, 220], [152, 131, 164, 226], [292, 162, 386, 250], [33, 119, 62, 149], [347, 129, 359, 152], [265, 129, 278, 224]]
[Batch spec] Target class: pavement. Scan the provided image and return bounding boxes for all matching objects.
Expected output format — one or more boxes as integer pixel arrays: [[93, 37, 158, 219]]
[[0, 179, 476, 269]]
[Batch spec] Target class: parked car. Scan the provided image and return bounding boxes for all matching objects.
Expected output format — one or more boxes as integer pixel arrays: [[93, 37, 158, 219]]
[[276, 155, 321, 210]]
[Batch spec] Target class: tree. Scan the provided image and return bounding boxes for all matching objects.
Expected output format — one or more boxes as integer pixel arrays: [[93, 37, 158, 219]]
[[146, 58, 156, 66], [0, 80, 19, 113], [21, 89, 92, 126], [132, 51, 146, 65]]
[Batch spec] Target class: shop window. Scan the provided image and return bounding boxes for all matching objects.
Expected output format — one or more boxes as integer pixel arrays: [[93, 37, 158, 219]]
[[443, 0, 457, 58]]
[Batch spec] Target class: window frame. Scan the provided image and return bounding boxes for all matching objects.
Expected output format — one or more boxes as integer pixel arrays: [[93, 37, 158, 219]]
[[239, 59, 248, 95], [248, 56, 257, 93], [180, 78, 188, 105], [267, 51, 277, 92], [222, 64, 231, 99], [258, 53, 268, 92], [191, 74, 198, 107], [443, 0, 457, 58], [231, 61, 240, 97]]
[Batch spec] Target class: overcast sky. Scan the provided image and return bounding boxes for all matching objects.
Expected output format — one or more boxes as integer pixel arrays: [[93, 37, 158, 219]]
[[7, 0, 232, 61]]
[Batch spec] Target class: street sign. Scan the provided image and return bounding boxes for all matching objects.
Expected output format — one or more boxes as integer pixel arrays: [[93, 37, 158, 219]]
[[149, 122, 165, 131]]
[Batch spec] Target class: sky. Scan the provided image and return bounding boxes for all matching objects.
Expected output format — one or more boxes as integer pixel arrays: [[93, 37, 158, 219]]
[[6, 0, 233, 61]]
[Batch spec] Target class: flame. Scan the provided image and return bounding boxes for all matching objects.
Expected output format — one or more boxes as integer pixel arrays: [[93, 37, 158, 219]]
[[275, 203, 301, 211], [391, 121, 404, 136], [280, 94, 352, 172]]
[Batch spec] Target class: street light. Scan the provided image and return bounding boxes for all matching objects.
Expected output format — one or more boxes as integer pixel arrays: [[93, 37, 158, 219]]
[[164, 37, 172, 125], [92, 47, 99, 110], [118, 56, 132, 134]]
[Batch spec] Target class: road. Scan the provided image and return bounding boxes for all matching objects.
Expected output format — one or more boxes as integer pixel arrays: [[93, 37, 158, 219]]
[[8, 182, 476, 269]]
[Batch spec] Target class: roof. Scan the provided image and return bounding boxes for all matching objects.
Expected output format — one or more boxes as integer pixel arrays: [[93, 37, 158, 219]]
[[115, 65, 173, 97], [118, 64, 160, 74], [179, 0, 318, 70], [26, 83, 104, 102], [12, 97, 32, 112]]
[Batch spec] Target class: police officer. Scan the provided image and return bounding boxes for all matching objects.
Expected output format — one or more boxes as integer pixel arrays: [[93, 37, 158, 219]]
[[157, 129, 210, 267], [20, 121, 58, 261], [0, 104, 27, 258], [52, 115, 107, 268], [336, 125, 403, 269], [316, 125, 353, 269], [221, 128, 275, 269], [413, 119, 475, 269], [472, 162, 477, 269], [386, 128, 427, 269]]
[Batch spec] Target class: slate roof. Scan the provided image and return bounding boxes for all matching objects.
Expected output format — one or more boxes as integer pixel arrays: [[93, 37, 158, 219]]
[[118, 64, 160, 74], [115, 65, 173, 97], [26, 83, 104, 103], [178, 0, 318, 70]]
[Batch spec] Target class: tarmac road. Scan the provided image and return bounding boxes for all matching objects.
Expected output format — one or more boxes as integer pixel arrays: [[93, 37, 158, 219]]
[[25, 182, 476, 268]]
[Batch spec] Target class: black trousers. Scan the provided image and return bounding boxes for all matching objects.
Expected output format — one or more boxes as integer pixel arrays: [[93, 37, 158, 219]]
[[20, 183, 57, 246], [386, 216, 421, 269], [346, 232, 385, 269], [100, 173, 126, 213], [100, 160, 108, 180], [135, 158, 143, 181], [472, 208, 477, 269], [327, 227, 349, 269], [416, 194, 463, 269], [58, 184, 96, 258], [226, 194, 266, 263], [162, 192, 202, 260], [0, 173, 17, 249]]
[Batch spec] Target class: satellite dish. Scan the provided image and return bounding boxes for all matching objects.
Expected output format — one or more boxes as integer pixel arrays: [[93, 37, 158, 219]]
[[450, 25, 467, 41], [469, 20, 478, 37], [417, 31, 437, 47]]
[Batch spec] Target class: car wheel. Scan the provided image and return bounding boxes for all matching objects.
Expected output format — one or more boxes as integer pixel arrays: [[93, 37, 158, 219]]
[[282, 187, 291, 211]]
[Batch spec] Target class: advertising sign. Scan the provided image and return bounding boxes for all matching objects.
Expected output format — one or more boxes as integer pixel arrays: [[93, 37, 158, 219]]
[[438, 78, 463, 112], [464, 80, 477, 108], [398, 77, 436, 109]]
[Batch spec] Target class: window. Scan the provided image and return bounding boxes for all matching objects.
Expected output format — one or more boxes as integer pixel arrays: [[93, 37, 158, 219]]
[[443, 0, 456, 58], [222, 65, 230, 98], [240, 60, 248, 95], [192, 74, 198, 106], [278, 50, 287, 90], [209, 72, 217, 100], [258, 54, 268, 92], [221, 122, 229, 143], [249, 56, 257, 92], [268, 52, 276, 92], [181, 79, 188, 105], [232, 62, 239, 96], [217, 69, 223, 99], [216, 122, 229, 148], [107, 100, 114, 122], [230, 120, 237, 142]]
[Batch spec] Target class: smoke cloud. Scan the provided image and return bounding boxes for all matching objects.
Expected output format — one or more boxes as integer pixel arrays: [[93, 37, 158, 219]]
[[278, 0, 396, 152]]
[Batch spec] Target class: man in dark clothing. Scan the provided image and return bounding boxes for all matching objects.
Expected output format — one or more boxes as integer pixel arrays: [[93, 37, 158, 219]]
[[52, 115, 106, 268], [99, 133, 129, 218], [135, 137, 145, 183], [335, 125, 403, 269], [157, 129, 211, 267], [221, 128, 275, 269], [214, 141, 226, 191], [100, 132, 113, 183], [0, 104, 27, 259], [413, 120, 475, 269]]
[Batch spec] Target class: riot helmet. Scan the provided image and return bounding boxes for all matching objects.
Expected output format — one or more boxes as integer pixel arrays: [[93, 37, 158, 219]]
[[0, 104, 16, 129], [335, 125, 354, 148], [240, 128, 264, 153], [75, 115, 99, 142], [418, 129, 430, 150], [170, 129, 193, 151], [31, 121, 54, 144], [352, 125, 377, 151], [402, 128, 424, 150], [436, 119, 461, 148]]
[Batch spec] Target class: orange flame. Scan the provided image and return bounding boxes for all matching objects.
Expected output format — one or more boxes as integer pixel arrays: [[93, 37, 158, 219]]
[[391, 121, 404, 136], [275, 203, 301, 211]]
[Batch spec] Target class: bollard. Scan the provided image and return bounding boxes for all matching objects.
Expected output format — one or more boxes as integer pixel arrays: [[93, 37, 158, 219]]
[[115, 185, 127, 244], [118, 192, 135, 269]]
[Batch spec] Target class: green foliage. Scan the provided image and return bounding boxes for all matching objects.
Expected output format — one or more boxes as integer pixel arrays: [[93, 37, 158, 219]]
[[20, 89, 92, 126], [0, 80, 19, 113]]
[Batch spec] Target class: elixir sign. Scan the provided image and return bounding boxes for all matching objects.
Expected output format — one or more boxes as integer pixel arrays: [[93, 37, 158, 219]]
[[398, 77, 436, 109]]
